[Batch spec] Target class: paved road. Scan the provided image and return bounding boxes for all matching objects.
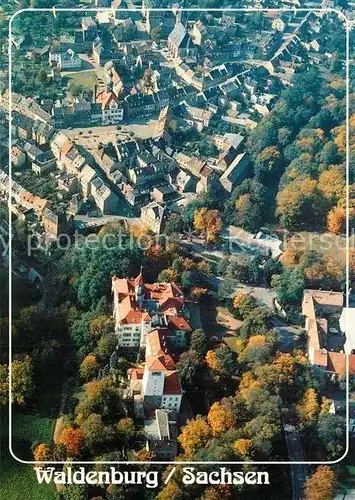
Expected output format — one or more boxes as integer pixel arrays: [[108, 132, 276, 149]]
[[284, 425, 308, 500]]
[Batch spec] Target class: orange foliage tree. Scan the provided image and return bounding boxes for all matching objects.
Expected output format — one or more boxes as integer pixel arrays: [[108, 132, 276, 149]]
[[57, 427, 84, 457], [233, 438, 253, 458], [157, 481, 183, 500], [205, 350, 222, 372], [203, 485, 232, 500], [232, 291, 257, 319], [305, 466, 337, 500], [178, 416, 212, 457], [327, 206, 346, 233], [33, 443, 52, 462], [207, 401, 236, 436], [194, 208, 222, 242], [297, 388, 320, 425], [80, 355, 99, 382], [318, 165, 345, 203]]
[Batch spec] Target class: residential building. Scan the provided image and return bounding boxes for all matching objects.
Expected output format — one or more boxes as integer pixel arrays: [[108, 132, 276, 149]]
[[11, 145, 26, 167], [219, 152, 251, 193], [90, 177, 118, 214], [142, 329, 182, 412], [151, 185, 176, 204], [32, 150, 56, 176], [41, 208, 73, 237], [49, 49, 82, 70], [141, 201, 166, 234], [144, 409, 178, 461], [112, 270, 191, 349], [79, 164, 98, 198], [302, 290, 355, 375], [96, 89, 123, 124], [339, 307, 355, 355]]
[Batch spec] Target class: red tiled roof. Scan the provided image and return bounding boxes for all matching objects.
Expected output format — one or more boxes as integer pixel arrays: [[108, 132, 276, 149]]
[[11, 146, 22, 157], [112, 276, 135, 295], [327, 351, 346, 374], [60, 139, 74, 157], [326, 352, 355, 375], [147, 329, 167, 356], [163, 371, 182, 395], [146, 354, 175, 371], [168, 315, 192, 331], [96, 89, 120, 110], [314, 349, 328, 368]]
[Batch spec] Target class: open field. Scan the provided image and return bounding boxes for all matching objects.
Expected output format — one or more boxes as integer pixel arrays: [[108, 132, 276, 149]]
[[63, 69, 98, 89], [1, 412, 55, 500]]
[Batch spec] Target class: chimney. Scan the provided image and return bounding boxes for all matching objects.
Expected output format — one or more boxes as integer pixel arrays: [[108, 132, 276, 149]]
[[93, 84, 97, 102]]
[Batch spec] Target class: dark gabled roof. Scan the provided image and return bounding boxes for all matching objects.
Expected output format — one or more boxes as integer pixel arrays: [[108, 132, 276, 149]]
[[125, 92, 156, 108], [36, 150, 55, 164]]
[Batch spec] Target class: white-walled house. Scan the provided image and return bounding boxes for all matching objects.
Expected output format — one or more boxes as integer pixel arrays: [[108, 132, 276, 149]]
[[96, 89, 123, 124]]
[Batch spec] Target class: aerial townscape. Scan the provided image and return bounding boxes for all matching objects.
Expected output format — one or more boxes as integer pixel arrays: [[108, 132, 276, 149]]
[[1, 0, 355, 499]]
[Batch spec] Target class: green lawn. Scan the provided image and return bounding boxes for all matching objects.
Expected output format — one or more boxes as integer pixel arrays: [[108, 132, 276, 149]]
[[1, 412, 56, 500], [63, 70, 98, 90]]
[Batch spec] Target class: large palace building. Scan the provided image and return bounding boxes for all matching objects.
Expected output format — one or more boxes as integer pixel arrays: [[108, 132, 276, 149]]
[[111, 269, 192, 349]]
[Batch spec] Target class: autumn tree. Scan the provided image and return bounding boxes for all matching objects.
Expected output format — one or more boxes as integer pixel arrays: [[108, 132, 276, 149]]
[[318, 165, 345, 205], [327, 206, 346, 233], [158, 269, 178, 283], [238, 335, 274, 367], [80, 413, 106, 449], [11, 355, 34, 405], [207, 401, 236, 436], [239, 371, 262, 400], [33, 443, 52, 462], [233, 292, 257, 319], [297, 388, 320, 425], [191, 287, 208, 302], [57, 427, 84, 457], [135, 448, 155, 461], [157, 481, 183, 500], [0, 364, 8, 405], [178, 416, 212, 457], [202, 485, 232, 500], [80, 355, 99, 382], [130, 222, 150, 239], [255, 145, 282, 177], [276, 176, 320, 230], [305, 466, 337, 500], [116, 417, 136, 447], [205, 350, 221, 372], [233, 438, 253, 458], [194, 208, 222, 242], [89, 316, 114, 339]]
